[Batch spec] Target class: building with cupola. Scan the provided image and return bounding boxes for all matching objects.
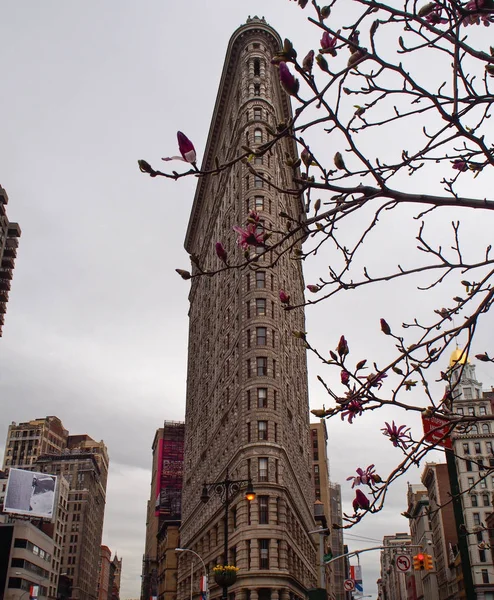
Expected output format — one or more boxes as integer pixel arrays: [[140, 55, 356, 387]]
[[449, 350, 494, 599]]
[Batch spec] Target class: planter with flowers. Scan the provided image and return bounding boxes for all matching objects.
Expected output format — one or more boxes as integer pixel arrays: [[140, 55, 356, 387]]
[[212, 565, 239, 587]]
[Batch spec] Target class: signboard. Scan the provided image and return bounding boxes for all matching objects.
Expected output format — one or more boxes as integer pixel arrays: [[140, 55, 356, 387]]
[[4, 468, 57, 519], [396, 554, 412, 573], [421, 415, 453, 449], [343, 580, 355, 592], [350, 565, 363, 594]]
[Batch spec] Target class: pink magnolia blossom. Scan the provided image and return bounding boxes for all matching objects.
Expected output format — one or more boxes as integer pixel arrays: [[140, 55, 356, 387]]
[[278, 62, 300, 96], [353, 489, 370, 511], [320, 31, 338, 55], [341, 370, 350, 385], [162, 131, 197, 164], [341, 399, 363, 424], [307, 284, 320, 293], [337, 335, 349, 357], [279, 290, 291, 304], [452, 159, 468, 171], [382, 421, 411, 448], [248, 210, 260, 223], [347, 465, 380, 488], [215, 242, 228, 263], [233, 224, 264, 250], [365, 371, 388, 389]]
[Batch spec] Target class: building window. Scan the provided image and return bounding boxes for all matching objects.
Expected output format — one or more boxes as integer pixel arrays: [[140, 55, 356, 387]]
[[254, 129, 263, 144], [247, 422, 251, 443], [464, 388, 473, 400], [274, 422, 278, 442], [483, 494, 490, 506], [473, 513, 481, 526], [257, 388, 268, 408], [256, 327, 267, 345], [254, 156, 263, 166], [479, 406, 487, 415], [480, 478, 487, 489], [253, 58, 261, 76], [468, 476, 475, 487], [482, 569, 489, 584], [255, 196, 264, 211], [247, 329, 251, 348], [256, 298, 266, 316], [259, 496, 269, 524], [254, 84, 261, 96], [475, 442, 481, 454], [258, 421, 268, 440], [487, 442, 493, 454], [482, 424, 490, 434], [256, 272, 266, 288], [231, 546, 237, 567], [246, 301, 251, 319], [463, 443, 470, 454], [256, 357, 268, 376], [457, 407, 464, 415], [254, 108, 262, 120], [468, 406, 475, 416], [480, 549, 487, 563], [466, 460, 473, 472], [259, 539, 269, 569], [478, 459, 485, 470], [259, 457, 268, 482], [273, 359, 276, 378], [254, 175, 263, 188], [247, 390, 251, 411], [471, 495, 478, 507]]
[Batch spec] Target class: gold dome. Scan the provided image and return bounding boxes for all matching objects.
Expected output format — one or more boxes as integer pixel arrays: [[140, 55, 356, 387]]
[[449, 348, 469, 368]]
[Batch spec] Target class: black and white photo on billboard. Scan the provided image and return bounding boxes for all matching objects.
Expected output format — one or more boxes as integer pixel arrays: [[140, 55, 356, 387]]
[[4, 467, 57, 519]]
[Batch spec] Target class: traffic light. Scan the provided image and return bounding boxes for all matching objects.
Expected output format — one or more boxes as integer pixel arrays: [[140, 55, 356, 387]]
[[424, 553, 434, 571], [413, 553, 425, 570]]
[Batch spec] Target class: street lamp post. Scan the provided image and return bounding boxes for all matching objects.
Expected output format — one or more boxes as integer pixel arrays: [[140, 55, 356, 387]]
[[175, 548, 208, 600], [200, 470, 255, 600]]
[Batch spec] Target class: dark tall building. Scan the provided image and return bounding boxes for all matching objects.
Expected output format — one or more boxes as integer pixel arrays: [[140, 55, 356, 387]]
[[179, 16, 317, 600], [142, 421, 184, 600], [0, 184, 21, 337]]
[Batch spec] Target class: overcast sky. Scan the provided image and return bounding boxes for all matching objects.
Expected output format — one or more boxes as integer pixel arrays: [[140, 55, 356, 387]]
[[1, 2, 493, 598]]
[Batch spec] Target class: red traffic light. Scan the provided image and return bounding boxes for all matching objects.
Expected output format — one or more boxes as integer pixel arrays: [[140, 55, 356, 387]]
[[417, 553, 424, 560]]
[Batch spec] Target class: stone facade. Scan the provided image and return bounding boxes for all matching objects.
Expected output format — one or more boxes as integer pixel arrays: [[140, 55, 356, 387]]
[[449, 355, 494, 598], [0, 184, 21, 337], [35, 435, 109, 600], [179, 16, 317, 600], [310, 421, 344, 600]]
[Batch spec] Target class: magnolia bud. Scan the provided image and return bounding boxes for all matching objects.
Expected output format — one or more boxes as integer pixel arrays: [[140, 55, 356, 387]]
[[176, 269, 191, 280], [334, 152, 347, 170]]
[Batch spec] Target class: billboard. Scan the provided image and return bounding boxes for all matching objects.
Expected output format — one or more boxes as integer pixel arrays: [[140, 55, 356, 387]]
[[4, 468, 57, 519]]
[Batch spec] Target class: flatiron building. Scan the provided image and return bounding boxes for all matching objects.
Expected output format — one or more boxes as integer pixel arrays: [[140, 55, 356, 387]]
[[179, 17, 317, 600]]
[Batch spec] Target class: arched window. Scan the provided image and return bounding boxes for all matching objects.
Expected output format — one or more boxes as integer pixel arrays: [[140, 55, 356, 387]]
[[482, 423, 490, 434], [253, 58, 261, 76], [254, 129, 263, 144]]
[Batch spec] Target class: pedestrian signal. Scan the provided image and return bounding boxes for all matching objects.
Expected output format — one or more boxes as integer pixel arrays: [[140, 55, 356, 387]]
[[413, 553, 425, 570], [424, 554, 434, 571]]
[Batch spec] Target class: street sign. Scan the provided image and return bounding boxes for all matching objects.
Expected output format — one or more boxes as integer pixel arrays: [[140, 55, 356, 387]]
[[323, 551, 333, 563], [395, 554, 412, 573], [421, 415, 453, 449], [343, 579, 355, 591]]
